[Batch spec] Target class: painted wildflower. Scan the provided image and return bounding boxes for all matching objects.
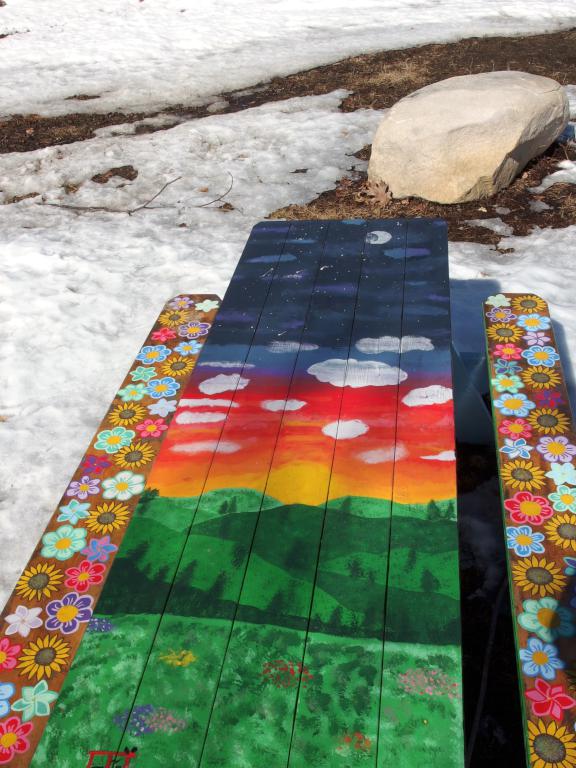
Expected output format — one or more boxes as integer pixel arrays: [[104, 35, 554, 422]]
[[504, 492, 553, 526], [493, 343, 523, 360], [148, 398, 177, 417], [45, 592, 93, 635], [11, 680, 58, 722], [499, 438, 533, 460], [499, 418, 532, 440], [57, 499, 90, 525], [534, 390, 565, 409], [151, 327, 177, 342], [0, 716, 33, 763], [136, 344, 172, 365], [523, 330, 551, 347], [4, 606, 42, 638], [537, 436, 576, 464], [64, 560, 106, 593], [546, 462, 576, 487], [175, 340, 201, 356], [485, 294, 511, 308], [494, 393, 535, 417], [519, 638, 564, 680], [147, 377, 180, 399], [0, 683, 15, 717], [41, 525, 87, 561], [136, 419, 168, 439], [517, 314, 552, 332], [0, 638, 21, 671], [65, 475, 100, 500], [177, 321, 211, 339], [101, 470, 145, 500], [491, 374, 524, 394], [117, 383, 148, 402], [168, 296, 196, 310], [81, 535, 118, 563], [494, 359, 522, 375], [486, 307, 516, 322], [518, 597, 575, 642], [521, 345, 561, 368], [82, 454, 111, 474], [94, 426, 135, 454], [525, 678, 576, 721], [506, 526, 545, 557], [130, 366, 157, 383], [549, 485, 576, 513], [195, 299, 219, 313]]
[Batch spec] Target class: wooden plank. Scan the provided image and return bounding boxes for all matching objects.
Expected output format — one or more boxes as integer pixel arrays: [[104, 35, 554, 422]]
[[378, 220, 463, 768], [0, 293, 220, 768], [286, 220, 408, 768], [31, 222, 296, 766], [484, 292, 576, 768]]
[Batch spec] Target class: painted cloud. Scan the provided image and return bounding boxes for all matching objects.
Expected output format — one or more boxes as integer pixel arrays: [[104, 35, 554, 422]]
[[171, 440, 240, 454], [421, 450, 456, 461], [308, 358, 407, 388], [175, 412, 227, 424], [268, 341, 319, 353], [357, 443, 408, 463], [356, 336, 434, 354], [322, 419, 369, 440], [261, 399, 307, 412], [198, 374, 250, 395], [402, 385, 453, 407]]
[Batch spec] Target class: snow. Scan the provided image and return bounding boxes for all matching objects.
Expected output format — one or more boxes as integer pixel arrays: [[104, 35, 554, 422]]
[[2, 0, 576, 609], [1, 0, 576, 117]]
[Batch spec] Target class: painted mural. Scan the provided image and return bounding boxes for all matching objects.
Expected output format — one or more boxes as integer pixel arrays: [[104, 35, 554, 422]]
[[27, 220, 463, 768], [485, 293, 576, 768]]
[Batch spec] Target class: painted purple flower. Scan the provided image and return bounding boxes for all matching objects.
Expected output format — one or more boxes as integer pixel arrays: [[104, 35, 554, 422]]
[[537, 436, 576, 464], [168, 296, 195, 310], [523, 331, 552, 347], [45, 592, 93, 634], [82, 455, 111, 474], [81, 535, 118, 563], [66, 475, 100, 500], [486, 307, 517, 322], [177, 321, 211, 340], [535, 390, 565, 408]]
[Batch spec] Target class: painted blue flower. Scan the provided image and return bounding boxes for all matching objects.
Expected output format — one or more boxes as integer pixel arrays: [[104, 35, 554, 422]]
[[130, 366, 157, 383], [81, 535, 118, 563], [521, 345, 560, 368], [506, 525, 545, 557], [519, 637, 564, 680], [517, 314, 552, 332], [564, 557, 576, 576], [136, 345, 171, 365], [0, 682, 15, 717], [546, 463, 576, 487], [147, 377, 180, 399], [494, 359, 522, 375], [493, 393, 536, 417], [57, 499, 90, 525], [499, 438, 533, 460], [175, 340, 201, 356], [148, 398, 177, 417]]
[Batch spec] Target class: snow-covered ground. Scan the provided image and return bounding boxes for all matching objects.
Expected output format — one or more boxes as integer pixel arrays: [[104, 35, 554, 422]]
[[1, 0, 576, 607]]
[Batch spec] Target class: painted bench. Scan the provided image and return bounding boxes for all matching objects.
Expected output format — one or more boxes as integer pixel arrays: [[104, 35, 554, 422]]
[[485, 294, 576, 768], [1, 220, 464, 767]]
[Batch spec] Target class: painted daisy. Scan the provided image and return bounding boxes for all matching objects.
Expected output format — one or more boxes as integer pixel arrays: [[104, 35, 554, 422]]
[[94, 427, 135, 454], [518, 597, 575, 642], [520, 637, 564, 680], [506, 525, 545, 557], [517, 314, 552, 332], [522, 346, 561, 368], [102, 470, 145, 500], [549, 486, 576, 513], [136, 345, 171, 365], [41, 525, 87, 561], [494, 393, 535, 417], [537, 436, 576, 464]]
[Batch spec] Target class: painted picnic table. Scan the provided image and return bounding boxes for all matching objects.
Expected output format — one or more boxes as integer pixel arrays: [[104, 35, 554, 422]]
[[2, 219, 464, 767]]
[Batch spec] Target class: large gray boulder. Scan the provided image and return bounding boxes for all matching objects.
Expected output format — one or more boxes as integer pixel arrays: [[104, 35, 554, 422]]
[[368, 71, 570, 204]]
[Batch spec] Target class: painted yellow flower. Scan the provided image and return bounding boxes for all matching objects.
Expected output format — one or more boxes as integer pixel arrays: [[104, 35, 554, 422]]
[[86, 501, 130, 535], [160, 355, 195, 378], [545, 513, 576, 552], [113, 440, 155, 469], [158, 309, 192, 328], [521, 366, 562, 391], [528, 408, 570, 435], [486, 323, 523, 343], [15, 562, 63, 602], [528, 718, 576, 768], [159, 649, 198, 667], [512, 295, 547, 314], [512, 556, 567, 597], [500, 460, 546, 492], [109, 403, 147, 427], [17, 634, 70, 680]]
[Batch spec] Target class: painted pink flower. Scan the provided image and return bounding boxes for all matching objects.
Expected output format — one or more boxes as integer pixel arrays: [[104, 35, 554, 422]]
[[499, 419, 532, 440], [504, 491, 554, 525], [64, 560, 106, 593], [493, 343, 523, 360], [152, 327, 177, 342], [525, 678, 576, 720], [0, 637, 21, 671], [537, 436, 576, 464], [524, 331, 552, 347], [66, 475, 100, 500], [0, 716, 33, 764], [135, 418, 169, 439]]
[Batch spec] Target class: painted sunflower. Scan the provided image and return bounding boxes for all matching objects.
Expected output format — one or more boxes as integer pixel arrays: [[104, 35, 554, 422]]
[[512, 556, 567, 598], [160, 355, 195, 378], [17, 634, 70, 681], [500, 460, 546, 492], [528, 408, 570, 436], [521, 366, 562, 391], [486, 323, 523, 343], [545, 513, 576, 552], [109, 403, 147, 427], [15, 562, 63, 602], [512, 295, 547, 315], [113, 440, 155, 469], [528, 718, 576, 768], [86, 501, 130, 535], [158, 309, 192, 328]]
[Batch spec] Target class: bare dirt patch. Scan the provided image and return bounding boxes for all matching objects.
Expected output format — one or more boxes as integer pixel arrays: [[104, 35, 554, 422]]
[[91, 165, 139, 184]]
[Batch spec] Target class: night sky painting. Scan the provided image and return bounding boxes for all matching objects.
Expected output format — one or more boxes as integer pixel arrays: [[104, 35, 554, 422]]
[[35, 220, 464, 768]]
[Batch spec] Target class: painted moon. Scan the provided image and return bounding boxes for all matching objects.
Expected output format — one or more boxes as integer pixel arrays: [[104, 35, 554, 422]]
[[365, 230, 392, 245]]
